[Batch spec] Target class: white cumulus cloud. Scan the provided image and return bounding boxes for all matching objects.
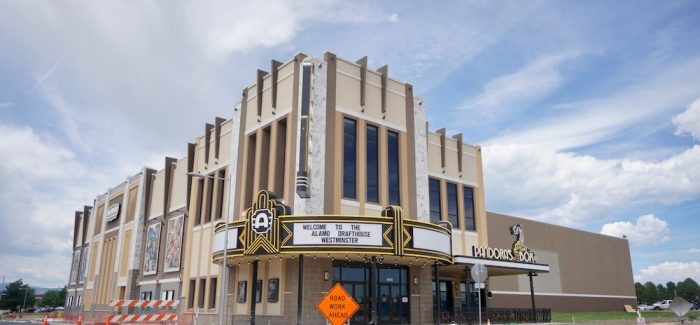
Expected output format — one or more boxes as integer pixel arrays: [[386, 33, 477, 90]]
[[673, 97, 700, 141], [634, 261, 700, 283], [685, 248, 700, 254], [600, 214, 669, 245], [483, 143, 700, 225]]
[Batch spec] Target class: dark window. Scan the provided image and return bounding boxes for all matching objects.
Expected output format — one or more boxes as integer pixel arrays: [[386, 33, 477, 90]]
[[429, 179, 441, 224], [387, 131, 400, 205], [446, 183, 459, 228], [463, 186, 476, 231], [195, 179, 204, 225], [259, 126, 271, 191], [366, 125, 379, 202], [188, 279, 196, 308], [215, 169, 225, 220], [343, 118, 357, 199], [209, 277, 217, 309], [205, 174, 214, 223], [255, 279, 263, 303], [244, 134, 257, 206], [198, 278, 206, 308], [274, 118, 287, 196]]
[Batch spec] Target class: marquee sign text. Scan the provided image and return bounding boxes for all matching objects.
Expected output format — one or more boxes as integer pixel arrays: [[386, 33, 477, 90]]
[[293, 223, 382, 246]]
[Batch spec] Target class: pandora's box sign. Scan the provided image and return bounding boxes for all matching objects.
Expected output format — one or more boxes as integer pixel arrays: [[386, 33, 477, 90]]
[[472, 224, 537, 263]]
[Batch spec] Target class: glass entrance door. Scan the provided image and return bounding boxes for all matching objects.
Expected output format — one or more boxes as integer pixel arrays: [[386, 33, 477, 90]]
[[333, 262, 410, 324], [378, 267, 410, 324], [433, 280, 454, 323], [333, 263, 370, 325]]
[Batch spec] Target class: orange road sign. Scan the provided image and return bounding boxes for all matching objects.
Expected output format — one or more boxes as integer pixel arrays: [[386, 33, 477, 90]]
[[316, 283, 360, 325]]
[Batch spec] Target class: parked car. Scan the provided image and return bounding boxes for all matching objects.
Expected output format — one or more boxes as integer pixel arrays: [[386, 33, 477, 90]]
[[653, 300, 673, 310], [637, 304, 654, 311]]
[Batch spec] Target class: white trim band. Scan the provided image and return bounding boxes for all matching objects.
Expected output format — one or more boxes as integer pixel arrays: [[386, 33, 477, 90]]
[[490, 291, 636, 299]]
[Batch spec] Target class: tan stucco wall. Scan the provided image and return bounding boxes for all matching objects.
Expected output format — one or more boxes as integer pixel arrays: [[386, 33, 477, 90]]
[[486, 212, 636, 311]]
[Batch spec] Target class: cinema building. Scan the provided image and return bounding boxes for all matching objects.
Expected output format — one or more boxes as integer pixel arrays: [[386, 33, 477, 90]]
[[65, 53, 636, 324]]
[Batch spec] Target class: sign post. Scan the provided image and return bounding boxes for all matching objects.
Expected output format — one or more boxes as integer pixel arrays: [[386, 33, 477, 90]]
[[471, 264, 488, 325], [317, 283, 360, 325]]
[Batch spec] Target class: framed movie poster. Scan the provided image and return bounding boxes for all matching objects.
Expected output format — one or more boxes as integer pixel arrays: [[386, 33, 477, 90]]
[[164, 215, 184, 272], [237, 281, 247, 303], [255, 280, 262, 303], [69, 252, 80, 285], [79, 247, 89, 283], [143, 223, 161, 275], [267, 278, 279, 302]]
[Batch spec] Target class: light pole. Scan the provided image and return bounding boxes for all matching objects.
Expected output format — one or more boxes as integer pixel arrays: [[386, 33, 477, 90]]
[[187, 171, 233, 325]]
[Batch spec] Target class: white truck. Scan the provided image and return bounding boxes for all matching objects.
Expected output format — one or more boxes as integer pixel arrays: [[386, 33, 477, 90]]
[[653, 299, 672, 310]]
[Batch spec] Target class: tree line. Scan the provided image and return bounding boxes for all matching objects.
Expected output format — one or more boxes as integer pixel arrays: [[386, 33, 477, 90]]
[[0, 279, 66, 311], [635, 278, 700, 304]]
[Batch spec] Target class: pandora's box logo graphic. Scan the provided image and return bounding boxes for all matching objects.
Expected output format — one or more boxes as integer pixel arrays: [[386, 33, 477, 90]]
[[251, 209, 274, 234]]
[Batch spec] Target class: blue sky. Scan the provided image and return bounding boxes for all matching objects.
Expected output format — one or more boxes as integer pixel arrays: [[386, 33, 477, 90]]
[[0, 1, 699, 288]]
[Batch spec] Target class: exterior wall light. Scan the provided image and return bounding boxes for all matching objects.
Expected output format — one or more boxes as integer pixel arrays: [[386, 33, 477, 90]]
[[413, 276, 418, 285], [324, 271, 329, 281]]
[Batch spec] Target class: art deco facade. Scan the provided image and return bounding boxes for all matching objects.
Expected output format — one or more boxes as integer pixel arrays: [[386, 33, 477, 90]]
[[66, 52, 635, 325]]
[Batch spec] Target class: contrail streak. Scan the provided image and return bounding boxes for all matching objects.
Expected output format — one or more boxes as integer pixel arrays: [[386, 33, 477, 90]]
[[26, 58, 63, 94]]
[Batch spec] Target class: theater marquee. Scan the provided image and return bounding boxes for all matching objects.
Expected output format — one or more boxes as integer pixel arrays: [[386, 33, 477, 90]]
[[213, 191, 453, 264]]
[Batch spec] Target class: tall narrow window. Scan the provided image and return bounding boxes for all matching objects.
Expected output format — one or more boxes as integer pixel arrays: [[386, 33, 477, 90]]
[[274, 118, 287, 196], [343, 118, 357, 199], [463, 186, 476, 231], [215, 169, 226, 220], [209, 277, 217, 309], [195, 179, 204, 225], [446, 183, 459, 228], [198, 278, 206, 308], [429, 178, 441, 224], [204, 174, 214, 223], [387, 131, 400, 205], [244, 134, 257, 207], [366, 125, 379, 202], [259, 126, 271, 191]]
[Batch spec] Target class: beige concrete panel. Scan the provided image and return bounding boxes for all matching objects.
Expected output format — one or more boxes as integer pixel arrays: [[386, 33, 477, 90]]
[[169, 158, 188, 210], [266, 259, 283, 315], [340, 202, 360, 215], [244, 94, 257, 132], [365, 82, 383, 120], [87, 240, 99, 284], [148, 170, 165, 218], [276, 74, 294, 111], [119, 229, 132, 277], [260, 78, 275, 124], [427, 142, 443, 172], [190, 230, 201, 275], [385, 92, 407, 128], [336, 72, 361, 111], [387, 78, 405, 94], [235, 264, 250, 315], [364, 204, 383, 216], [204, 229, 219, 277], [462, 154, 479, 185], [444, 142, 460, 179], [463, 231, 479, 255], [218, 125, 232, 165], [452, 229, 465, 256]]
